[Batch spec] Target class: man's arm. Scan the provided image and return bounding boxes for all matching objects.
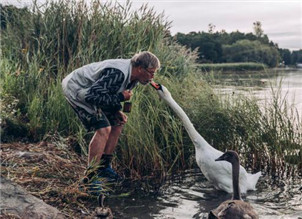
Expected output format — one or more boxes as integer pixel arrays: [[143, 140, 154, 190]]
[[85, 68, 125, 110]]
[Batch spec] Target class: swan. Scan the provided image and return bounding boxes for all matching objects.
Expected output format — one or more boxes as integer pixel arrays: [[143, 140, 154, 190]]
[[150, 81, 261, 193], [208, 150, 259, 219]]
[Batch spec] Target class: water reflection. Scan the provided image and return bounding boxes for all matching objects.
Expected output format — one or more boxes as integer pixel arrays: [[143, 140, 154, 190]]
[[211, 69, 302, 116], [155, 173, 301, 219], [107, 172, 302, 218]]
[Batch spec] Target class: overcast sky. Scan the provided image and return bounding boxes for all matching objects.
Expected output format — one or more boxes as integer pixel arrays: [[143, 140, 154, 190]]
[[3, 0, 302, 50]]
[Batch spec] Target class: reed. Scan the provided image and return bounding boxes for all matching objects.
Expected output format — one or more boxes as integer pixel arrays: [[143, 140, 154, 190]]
[[1, 0, 300, 181], [0, 0, 198, 177], [182, 73, 301, 177], [117, 79, 187, 179], [113, 72, 301, 179], [0, 0, 176, 138]]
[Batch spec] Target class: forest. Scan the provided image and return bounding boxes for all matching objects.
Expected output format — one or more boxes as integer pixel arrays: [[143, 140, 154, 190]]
[[174, 22, 302, 67]]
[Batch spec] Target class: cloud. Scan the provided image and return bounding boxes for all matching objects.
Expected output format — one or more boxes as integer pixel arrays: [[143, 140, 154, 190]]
[[140, 1, 302, 50], [3, 0, 302, 50]]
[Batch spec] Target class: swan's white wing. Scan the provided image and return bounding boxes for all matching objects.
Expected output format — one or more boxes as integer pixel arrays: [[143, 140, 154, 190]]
[[196, 151, 233, 193], [156, 85, 260, 193]]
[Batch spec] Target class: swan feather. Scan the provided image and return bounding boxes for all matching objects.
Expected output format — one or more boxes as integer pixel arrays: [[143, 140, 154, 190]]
[[155, 84, 261, 193]]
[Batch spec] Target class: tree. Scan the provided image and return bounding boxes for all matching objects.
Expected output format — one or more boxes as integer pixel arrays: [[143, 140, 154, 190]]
[[175, 31, 222, 63], [279, 49, 291, 65], [175, 26, 282, 66], [253, 21, 264, 38], [291, 50, 302, 64], [222, 40, 280, 67], [208, 23, 216, 34]]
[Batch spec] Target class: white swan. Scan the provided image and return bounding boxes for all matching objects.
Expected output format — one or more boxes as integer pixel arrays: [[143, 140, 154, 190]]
[[150, 81, 261, 193]]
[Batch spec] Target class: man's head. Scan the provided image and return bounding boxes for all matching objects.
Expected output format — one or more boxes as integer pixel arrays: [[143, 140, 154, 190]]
[[130, 51, 160, 85]]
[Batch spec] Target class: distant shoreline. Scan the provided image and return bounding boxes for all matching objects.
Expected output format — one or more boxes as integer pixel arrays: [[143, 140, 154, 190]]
[[197, 62, 302, 72]]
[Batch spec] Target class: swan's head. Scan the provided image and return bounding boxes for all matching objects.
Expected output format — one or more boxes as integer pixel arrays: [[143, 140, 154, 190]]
[[215, 150, 239, 165], [150, 81, 172, 99]]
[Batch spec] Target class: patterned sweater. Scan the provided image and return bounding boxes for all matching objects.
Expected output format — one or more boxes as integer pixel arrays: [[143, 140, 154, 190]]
[[62, 59, 137, 114]]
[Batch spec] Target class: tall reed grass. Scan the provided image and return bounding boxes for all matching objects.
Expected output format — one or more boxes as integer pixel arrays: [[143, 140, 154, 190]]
[[148, 73, 301, 178], [1, 0, 300, 180], [1, 0, 193, 138]]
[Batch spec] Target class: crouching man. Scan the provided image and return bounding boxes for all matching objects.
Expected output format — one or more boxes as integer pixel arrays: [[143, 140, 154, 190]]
[[62, 51, 160, 193]]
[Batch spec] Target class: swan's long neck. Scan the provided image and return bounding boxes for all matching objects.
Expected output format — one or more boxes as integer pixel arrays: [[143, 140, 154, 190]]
[[162, 93, 205, 148], [232, 160, 241, 200]]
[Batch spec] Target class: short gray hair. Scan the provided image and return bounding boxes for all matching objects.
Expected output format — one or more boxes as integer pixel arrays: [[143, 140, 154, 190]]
[[131, 51, 160, 69]]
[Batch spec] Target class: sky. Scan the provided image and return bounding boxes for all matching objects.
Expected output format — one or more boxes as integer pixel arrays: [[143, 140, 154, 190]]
[[2, 0, 302, 50]]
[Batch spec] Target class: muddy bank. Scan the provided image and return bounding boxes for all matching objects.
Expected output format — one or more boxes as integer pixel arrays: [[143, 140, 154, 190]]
[[1, 142, 301, 218], [1, 142, 98, 218]]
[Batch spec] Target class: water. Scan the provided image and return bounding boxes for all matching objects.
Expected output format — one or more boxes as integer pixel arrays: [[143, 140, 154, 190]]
[[107, 172, 302, 218], [106, 69, 302, 218], [212, 68, 302, 116]]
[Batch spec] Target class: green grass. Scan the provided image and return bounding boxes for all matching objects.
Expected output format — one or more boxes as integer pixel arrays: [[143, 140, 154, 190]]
[[114, 72, 301, 179], [198, 62, 268, 72], [1, 0, 300, 181], [0, 0, 195, 138]]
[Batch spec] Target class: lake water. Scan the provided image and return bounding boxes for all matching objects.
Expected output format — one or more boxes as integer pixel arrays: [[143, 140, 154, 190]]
[[212, 68, 302, 116], [107, 172, 301, 218], [105, 69, 302, 218]]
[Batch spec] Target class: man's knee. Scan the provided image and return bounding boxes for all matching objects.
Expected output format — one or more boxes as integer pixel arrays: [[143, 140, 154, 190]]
[[112, 124, 124, 132], [95, 126, 112, 137]]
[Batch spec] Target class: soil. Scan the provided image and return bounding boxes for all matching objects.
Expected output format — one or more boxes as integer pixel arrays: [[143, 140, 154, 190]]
[[1, 137, 166, 218], [1, 140, 101, 218]]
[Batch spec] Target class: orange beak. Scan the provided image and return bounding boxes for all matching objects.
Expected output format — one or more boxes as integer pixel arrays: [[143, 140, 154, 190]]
[[150, 81, 161, 90]]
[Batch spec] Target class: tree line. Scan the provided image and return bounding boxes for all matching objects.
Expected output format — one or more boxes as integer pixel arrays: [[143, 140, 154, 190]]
[[173, 22, 302, 67]]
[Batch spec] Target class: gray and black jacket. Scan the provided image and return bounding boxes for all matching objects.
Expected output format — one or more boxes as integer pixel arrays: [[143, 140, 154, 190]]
[[62, 59, 137, 114]]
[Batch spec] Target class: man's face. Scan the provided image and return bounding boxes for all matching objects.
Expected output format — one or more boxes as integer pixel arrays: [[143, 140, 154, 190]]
[[138, 67, 157, 85]]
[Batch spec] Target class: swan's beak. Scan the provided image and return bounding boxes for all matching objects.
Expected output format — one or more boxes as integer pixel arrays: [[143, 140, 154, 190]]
[[215, 154, 225, 162], [150, 81, 162, 90]]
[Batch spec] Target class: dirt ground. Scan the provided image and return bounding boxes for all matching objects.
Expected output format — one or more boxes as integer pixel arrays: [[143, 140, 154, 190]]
[[1, 139, 102, 218]]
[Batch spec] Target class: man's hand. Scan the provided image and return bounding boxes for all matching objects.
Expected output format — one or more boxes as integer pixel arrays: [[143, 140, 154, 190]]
[[116, 111, 128, 125], [122, 90, 133, 101]]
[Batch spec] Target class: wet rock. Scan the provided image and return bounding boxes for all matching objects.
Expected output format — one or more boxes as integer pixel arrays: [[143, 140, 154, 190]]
[[0, 177, 65, 219], [94, 194, 113, 219], [95, 206, 113, 219]]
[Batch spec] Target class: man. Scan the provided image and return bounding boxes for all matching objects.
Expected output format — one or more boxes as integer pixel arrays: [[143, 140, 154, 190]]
[[62, 51, 160, 191]]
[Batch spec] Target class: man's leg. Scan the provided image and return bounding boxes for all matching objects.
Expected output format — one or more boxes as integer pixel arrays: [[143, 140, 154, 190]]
[[82, 127, 111, 195], [88, 126, 112, 164], [98, 125, 124, 181], [104, 125, 123, 154]]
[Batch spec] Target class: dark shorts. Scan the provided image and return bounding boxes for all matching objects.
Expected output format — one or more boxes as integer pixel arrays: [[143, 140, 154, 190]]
[[70, 105, 122, 132]]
